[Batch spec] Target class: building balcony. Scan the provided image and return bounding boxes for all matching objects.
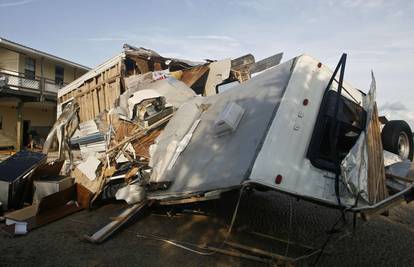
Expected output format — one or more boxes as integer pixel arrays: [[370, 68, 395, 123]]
[[0, 68, 67, 101]]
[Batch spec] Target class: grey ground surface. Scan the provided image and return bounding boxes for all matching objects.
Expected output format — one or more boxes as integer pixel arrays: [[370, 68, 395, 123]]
[[1, 189, 414, 267]]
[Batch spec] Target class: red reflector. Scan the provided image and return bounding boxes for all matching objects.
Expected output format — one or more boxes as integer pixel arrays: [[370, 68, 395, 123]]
[[303, 99, 309, 106], [317, 62, 322, 68], [275, 174, 283, 184]]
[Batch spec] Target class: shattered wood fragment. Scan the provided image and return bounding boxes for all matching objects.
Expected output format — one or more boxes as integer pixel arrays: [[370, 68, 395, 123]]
[[104, 166, 117, 178], [114, 121, 139, 144], [73, 166, 101, 194], [125, 167, 139, 182], [367, 104, 388, 204], [90, 161, 109, 204], [181, 65, 209, 88], [131, 129, 162, 158], [107, 113, 173, 155]]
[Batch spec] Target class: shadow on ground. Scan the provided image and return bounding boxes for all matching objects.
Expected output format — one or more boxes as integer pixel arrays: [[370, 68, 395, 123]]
[[1, 189, 414, 267]]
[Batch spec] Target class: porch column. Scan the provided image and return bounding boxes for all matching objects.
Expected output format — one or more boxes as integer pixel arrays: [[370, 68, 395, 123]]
[[16, 101, 23, 151], [39, 57, 45, 102]]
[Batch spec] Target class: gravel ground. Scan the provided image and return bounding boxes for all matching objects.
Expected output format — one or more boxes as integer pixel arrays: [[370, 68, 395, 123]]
[[1, 189, 414, 267]]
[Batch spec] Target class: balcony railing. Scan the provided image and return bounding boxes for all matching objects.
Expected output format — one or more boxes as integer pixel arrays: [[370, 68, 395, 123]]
[[0, 68, 67, 95]]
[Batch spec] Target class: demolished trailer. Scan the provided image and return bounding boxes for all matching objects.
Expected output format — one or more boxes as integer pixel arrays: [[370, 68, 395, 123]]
[[5, 44, 414, 254], [147, 53, 414, 212], [55, 45, 414, 215]]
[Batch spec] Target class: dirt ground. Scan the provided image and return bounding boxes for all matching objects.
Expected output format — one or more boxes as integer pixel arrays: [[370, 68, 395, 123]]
[[1, 189, 414, 267]]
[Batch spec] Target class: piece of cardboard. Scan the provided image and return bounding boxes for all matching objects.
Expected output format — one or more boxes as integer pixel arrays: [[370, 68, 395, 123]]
[[33, 177, 74, 203], [3, 184, 90, 235]]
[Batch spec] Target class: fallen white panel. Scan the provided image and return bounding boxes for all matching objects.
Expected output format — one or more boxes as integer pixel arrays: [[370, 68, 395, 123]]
[[204, 59, 231, 96], [148, 58, 294, 198], [115, 183, 146, 205], [76, 156, 101, 181]]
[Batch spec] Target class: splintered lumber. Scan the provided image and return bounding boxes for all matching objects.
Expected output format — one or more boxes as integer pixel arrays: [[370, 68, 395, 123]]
[[367, 104, 388, 204], [107, 113, 173, 155], [131, 129, 162, 158], [181, 65, 209, 88], [84, 201, 148, 244]]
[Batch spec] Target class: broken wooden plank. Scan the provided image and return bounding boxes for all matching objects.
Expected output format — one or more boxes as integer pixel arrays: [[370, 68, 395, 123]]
[[3, 183, 88, 235], [158, 194, 221, 205], [84, 200, 149, 244], [367, 104, 388, 204], [181, 65, 209, 88]]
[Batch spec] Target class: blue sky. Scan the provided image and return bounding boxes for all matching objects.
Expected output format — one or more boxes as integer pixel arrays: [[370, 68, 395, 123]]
[[1, 0, 414, 125]]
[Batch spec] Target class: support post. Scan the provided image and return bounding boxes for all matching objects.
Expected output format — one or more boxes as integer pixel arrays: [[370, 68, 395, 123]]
[[16, 100, 23, 151], [40, 57, 45, 102]]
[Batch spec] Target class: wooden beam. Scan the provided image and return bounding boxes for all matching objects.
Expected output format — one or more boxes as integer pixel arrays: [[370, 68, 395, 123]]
[[84, 201, 149, 244], [367, 104, 388, 204]]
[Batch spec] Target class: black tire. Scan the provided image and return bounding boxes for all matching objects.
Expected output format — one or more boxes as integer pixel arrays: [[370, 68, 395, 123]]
[[381, 120, 413, 161]]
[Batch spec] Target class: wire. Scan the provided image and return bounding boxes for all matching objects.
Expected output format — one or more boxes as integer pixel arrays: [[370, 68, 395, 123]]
[[136, 233, 214, 255]]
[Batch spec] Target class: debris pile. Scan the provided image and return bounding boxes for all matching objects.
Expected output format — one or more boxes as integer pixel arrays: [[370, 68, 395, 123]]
[[2, 44, 414, 266], [0, 44, 283, 239]]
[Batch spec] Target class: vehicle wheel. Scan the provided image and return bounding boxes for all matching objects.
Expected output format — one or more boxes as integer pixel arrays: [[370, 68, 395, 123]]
[[381, 120, 413, 161]]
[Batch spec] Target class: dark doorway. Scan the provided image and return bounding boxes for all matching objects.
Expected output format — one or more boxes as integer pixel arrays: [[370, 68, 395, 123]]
[[22, 120, 30, 147]]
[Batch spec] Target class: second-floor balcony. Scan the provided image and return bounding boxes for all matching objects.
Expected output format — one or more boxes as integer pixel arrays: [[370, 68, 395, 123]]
[[0, 68, 67, 99]]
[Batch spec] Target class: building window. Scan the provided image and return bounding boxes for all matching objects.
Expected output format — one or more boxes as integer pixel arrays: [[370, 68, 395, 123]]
[[25, 58, 36, 79], [55, 66, 64, 85]]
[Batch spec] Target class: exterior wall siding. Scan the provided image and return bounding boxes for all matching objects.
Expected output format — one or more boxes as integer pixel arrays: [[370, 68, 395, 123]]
[[0, 47, 87, 83], [0, 42, 88, 149], [0, 47, 19, 72]]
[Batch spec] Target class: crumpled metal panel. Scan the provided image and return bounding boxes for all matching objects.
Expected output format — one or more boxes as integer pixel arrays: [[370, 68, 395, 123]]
[[148, 59, 294, 198], [341, 72, 376, 202]]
